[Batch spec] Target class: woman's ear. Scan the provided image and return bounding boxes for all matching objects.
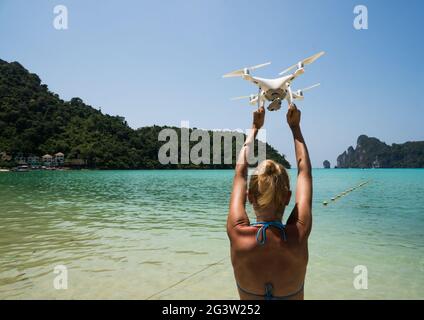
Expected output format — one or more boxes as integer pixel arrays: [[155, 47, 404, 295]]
[[285, 190, 292, 206]]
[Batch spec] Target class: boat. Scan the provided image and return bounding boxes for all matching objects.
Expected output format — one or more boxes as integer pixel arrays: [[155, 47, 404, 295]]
[[13, 165, 30, 172]]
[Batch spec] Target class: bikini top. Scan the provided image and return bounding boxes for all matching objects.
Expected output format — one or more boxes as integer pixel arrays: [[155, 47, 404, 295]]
[[250, 220, 287, 245]]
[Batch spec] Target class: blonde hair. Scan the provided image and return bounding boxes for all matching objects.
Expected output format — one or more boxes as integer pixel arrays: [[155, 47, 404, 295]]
[[249, 160, 290, 213]]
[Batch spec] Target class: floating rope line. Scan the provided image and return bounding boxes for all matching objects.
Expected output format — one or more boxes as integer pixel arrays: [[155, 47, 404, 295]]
[[323, 180, 370, 206], [145, 256, 227, 300]]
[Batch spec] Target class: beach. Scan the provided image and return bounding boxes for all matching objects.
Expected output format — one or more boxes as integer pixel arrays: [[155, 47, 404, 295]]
[[0, 169, 423, 299]]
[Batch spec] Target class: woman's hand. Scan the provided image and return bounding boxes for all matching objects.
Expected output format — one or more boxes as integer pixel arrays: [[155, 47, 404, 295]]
[[253, 106, 265, 130], [286, 104, 301, 129]]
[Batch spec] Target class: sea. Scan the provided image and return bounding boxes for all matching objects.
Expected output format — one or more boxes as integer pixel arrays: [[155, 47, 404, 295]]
[[0, 169, 423, 299]]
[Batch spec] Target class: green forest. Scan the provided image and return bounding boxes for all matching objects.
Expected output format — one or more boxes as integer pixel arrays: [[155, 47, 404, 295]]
[[0, 59, 290, 169], [336, 135, 424, 168]]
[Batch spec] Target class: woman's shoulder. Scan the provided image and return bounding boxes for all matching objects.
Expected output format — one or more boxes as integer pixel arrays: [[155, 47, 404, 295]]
[[229, 225, 261, 252]]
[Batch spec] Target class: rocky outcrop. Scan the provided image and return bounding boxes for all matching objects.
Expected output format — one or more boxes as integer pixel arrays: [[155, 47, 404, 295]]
[[323, 160, 330, 168], [336, 135, 424, 168]]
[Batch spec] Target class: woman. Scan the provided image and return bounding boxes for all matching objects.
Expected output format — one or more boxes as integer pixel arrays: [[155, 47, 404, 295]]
[[227, 104, 312, 300]]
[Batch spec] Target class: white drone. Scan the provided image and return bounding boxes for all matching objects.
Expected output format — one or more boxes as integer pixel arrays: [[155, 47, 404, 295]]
[[223, 51, 324, 111]]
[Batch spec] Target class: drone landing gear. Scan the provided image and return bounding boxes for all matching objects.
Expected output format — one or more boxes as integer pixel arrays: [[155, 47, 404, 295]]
[[286, 86, 294, 108], [257, 87, 264, 110]]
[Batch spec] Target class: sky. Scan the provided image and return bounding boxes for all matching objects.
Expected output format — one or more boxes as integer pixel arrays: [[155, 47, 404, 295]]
[[0, 0, 423, 167]]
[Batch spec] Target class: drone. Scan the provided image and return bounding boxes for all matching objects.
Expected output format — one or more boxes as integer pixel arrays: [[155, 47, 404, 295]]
[[223, 51, 324, 111]]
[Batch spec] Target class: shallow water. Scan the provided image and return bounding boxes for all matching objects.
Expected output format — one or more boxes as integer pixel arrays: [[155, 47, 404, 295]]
[[0, 169, 423, 299]]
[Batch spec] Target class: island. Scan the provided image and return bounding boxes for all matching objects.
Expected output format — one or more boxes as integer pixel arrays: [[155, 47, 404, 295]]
[[336, 135, 424, 168], [0, 59, 290, 170]]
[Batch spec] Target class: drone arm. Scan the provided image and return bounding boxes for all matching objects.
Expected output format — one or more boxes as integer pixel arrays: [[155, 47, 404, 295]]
[[257, 87, 264, 109], [287, 67, 305, 83]]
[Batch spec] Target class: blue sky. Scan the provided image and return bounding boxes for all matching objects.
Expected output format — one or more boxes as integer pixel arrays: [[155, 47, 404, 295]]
[[0, 0, 423, 167]]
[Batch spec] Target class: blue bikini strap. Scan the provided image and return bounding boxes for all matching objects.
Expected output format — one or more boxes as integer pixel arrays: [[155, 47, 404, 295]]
[[264, 283, 273, 300], [251, 221, 287, 245]]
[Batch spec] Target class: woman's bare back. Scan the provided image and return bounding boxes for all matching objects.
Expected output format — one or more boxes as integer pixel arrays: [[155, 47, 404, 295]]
[[230, 223, 308, 300]]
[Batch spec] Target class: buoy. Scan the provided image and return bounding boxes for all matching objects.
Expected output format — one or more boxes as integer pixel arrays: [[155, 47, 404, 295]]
[[324, 181, 369, 206]]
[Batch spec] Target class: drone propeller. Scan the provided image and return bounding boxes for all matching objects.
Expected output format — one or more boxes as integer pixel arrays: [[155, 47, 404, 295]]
[[279, 51, 325, 75], [223, 62, 271, 78], [300, 83, 320, 92], [230, 94, 256, 101]]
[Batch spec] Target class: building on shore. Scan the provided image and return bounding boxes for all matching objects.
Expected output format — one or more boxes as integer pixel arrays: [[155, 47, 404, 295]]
[[15, 154, 28, 165], [42, 154, 53, 167], [3, 152, 85, 169], [54, 152, 65, 166], [27, 155, 40, 166]]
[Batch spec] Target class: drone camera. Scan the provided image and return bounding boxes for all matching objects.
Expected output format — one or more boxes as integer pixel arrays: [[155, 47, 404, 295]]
[[267, 98, 282, 111]]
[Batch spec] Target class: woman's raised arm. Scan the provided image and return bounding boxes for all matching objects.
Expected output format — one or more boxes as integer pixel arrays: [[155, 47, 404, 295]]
[[286, 104, 313, 240], [227, 107, 265, 236]]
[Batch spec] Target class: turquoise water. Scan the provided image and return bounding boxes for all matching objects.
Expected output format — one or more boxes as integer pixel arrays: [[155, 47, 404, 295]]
[[0, 169, 423, 299]]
